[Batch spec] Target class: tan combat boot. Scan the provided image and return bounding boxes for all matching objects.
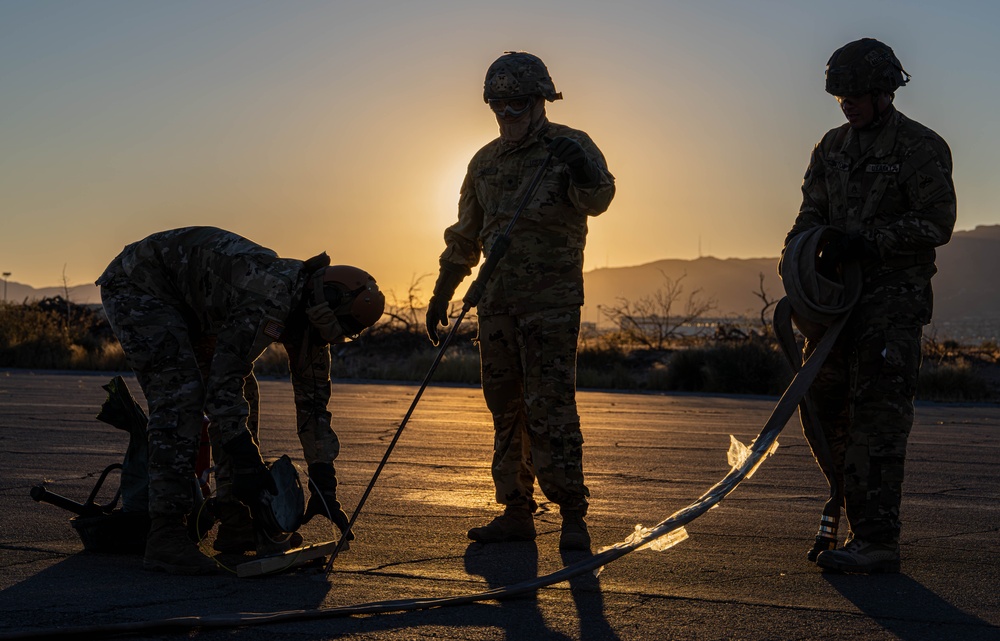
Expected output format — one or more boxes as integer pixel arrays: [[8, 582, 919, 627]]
[[144, 515, 218, 575], [213, 501, 301, 556], [467, 507, 536, 543], [816, 538, 900, 574], [212, 502, 256, 554], [559, 511, 591, 551]]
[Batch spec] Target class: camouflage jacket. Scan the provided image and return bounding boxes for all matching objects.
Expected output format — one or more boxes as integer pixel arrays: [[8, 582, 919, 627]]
[[440, 119, 615, 315], [783, 109, 956, 328], [97, 227, 332, 445]]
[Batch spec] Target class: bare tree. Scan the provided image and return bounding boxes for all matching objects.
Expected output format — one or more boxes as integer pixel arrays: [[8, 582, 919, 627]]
[[600, 271, 717, 349], [61, 264, 72, 332], [753, 272, 778, 337], [379, 273, 430, 334]]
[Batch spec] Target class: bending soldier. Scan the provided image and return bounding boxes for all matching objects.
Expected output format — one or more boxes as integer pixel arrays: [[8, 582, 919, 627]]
[[98, 226, 384, 574]]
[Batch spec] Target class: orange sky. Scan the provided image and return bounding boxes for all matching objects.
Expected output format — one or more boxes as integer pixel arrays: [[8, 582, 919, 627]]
[[2, 1, 997, 303]]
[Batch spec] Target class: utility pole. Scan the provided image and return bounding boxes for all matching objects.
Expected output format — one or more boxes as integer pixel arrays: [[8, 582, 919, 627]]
[[2, 272, 10, 303]]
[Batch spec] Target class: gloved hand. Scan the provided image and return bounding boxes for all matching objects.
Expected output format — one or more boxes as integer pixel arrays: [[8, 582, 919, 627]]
[[223, 431, 277, 505], [302, 462, 355, 541], [425, 297, 450, 346], [822, 232, 878, 264], [545, 135, 600, 186], [233, 467, 277, 506], [425, 261, 469, 346]]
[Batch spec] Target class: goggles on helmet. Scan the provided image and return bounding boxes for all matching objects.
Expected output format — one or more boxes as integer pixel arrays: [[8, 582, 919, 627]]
[[488, 96, 534, 118]]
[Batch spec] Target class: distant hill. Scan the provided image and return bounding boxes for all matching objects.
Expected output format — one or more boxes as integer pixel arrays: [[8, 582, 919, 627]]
[[2, 281, 101, 306], [584, 256, 780, 320], [932, 226, 1000, 322], [581, 225, 1000, 334], [5, 225, 998, 339]]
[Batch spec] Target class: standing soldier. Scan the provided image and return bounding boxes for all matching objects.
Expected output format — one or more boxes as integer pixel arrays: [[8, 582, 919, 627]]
[[426, 52, 615, 550], [97, 227, 384, 574], [783, 39, 955, 573]]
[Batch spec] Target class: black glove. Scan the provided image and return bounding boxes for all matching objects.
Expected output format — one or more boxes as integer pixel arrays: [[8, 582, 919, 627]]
[[425, 261, 469, 346], [545, 135, 600, 186], [302, 463, 355, 540], [823, 232, 878, 264], [426, 297, 450, 347], [223, 431, 277, 505]]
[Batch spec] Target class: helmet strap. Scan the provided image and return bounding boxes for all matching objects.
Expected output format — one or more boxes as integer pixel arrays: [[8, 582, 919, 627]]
[[305, 301, 344, 344], [309, 270, 325, 307]]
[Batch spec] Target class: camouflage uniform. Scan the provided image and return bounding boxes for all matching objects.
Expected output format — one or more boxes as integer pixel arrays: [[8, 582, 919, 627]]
[[784, 109, 955, 545], [440, 119, 615, 512], [97, 227, 342, 517]]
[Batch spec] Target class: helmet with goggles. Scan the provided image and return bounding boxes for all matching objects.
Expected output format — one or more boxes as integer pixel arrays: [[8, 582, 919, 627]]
[[487, 95, 535, 119], [483, 52, 562, 105], [826, 38, 909, 96], [306, 265, 385, 341]]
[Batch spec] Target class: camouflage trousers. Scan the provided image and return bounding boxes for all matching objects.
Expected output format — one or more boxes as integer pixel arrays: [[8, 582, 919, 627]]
[[803, 323, 922, 545], [101, 267, 259, 516], [477, 307, 589, 513]]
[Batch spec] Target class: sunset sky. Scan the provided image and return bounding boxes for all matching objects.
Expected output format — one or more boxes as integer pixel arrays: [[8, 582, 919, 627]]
[[2, 1, 997, 303]]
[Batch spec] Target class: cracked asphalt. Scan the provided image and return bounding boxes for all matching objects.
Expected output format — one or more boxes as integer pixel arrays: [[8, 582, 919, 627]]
[[1, 370, 998, 640]]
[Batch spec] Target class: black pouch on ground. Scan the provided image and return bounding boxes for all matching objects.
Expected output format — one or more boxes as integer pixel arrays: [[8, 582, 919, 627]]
[[96, 375, 149, 512], [30, 376, 214, 553]]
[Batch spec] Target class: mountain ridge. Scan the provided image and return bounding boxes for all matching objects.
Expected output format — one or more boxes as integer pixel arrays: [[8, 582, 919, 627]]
[[4, 225, 997, 339], [582, 225, 1000, 326]]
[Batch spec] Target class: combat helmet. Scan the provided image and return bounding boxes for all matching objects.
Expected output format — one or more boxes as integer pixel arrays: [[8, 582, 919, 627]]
[[826, 38, 910, 96], [307, 264, 385, 340], [484, 52, 563, 103]]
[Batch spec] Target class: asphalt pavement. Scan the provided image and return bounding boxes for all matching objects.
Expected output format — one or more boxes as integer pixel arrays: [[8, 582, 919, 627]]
[[1, 370, 998, 640]]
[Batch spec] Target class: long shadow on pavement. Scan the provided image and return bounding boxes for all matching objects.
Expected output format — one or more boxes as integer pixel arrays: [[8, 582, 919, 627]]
[[560, 549, 621, 641], [462, 540, 574, 640], [824, 572, 999, 641], [0, 548, 333, 635], [269, 543, 621, 640]]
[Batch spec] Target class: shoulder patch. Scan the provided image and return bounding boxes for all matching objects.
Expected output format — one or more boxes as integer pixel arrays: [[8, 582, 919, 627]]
[[263, 320, 284, 340], [476, 167, 498, 177]]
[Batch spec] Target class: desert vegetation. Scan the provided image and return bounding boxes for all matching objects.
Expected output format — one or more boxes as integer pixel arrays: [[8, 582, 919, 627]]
[[0, 297, 126, 370], [1, 282, 998, 403]]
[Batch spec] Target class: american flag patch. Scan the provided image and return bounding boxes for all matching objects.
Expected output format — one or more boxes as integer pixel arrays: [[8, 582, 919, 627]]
[[263, 320, 284, 340]]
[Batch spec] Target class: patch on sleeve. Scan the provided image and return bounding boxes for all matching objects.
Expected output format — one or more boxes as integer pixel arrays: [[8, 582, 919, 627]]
[[263, 320, 284, 340]]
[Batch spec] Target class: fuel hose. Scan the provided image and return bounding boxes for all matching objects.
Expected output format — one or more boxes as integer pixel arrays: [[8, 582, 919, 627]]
[[0, 307, 849, 641], [0, 226, 860, 641]]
